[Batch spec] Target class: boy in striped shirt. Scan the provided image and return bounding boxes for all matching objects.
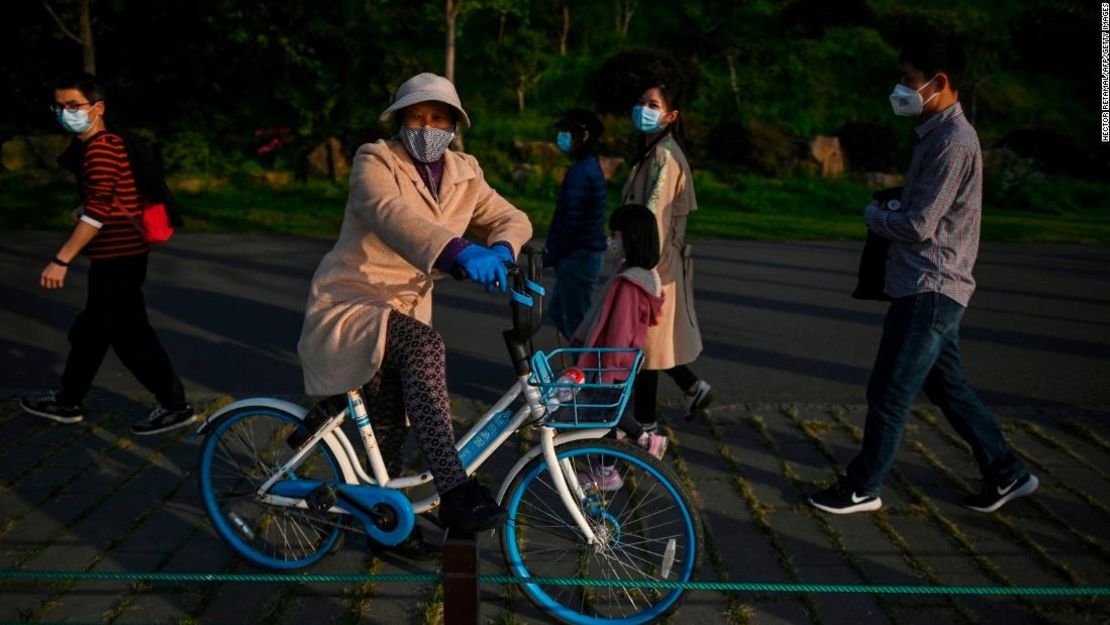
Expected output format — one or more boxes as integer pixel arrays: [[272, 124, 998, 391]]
[[20, 71, 194, 435]]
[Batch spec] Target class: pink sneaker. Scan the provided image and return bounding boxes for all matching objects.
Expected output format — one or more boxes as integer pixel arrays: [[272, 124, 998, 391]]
[[637, 432, 668, 460], [578, 466, 624, 492]]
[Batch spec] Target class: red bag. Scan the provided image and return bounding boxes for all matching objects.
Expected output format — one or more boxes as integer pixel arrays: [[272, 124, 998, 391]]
[[140, 201, 175, 243], [118, 197, 174, 244]]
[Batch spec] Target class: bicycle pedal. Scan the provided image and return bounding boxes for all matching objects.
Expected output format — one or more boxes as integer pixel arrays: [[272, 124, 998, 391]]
[[304, 484, 337, 513], [367, 526, 442, 561]]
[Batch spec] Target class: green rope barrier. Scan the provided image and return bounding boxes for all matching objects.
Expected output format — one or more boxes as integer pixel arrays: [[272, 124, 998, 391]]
[[1, 570, 1107, 596], [0, 571, 439, 585], [481, 576, 1110, 596]]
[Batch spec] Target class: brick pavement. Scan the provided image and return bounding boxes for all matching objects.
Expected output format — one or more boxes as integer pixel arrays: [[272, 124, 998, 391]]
[[1, 394, 1106, 624]]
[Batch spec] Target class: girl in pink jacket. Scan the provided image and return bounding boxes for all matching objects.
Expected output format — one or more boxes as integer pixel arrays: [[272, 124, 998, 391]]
[[572, 204, 668, 490]]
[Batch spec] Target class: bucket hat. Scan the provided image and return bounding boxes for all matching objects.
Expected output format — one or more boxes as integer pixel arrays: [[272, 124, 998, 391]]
[[379, 73, 471, 127]]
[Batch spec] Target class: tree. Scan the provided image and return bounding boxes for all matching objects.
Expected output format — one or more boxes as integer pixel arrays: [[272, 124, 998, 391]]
[[445, 0, 463, 82], [613, 0, 637, 40], [511, 44, 545, 113], [478, 6, 544, 113], [43, 0, 95, 73], [679, 2, 755, 114], [557, 0, 570, 56]]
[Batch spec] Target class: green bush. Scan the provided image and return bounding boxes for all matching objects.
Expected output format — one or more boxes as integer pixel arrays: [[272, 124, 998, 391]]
[[162, 130, 214, 175], [983, 148, 1049, 213], [744, 120, 793, 176]]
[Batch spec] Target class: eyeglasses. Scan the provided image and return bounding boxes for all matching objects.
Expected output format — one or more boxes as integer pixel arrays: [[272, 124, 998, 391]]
[[49, 101, 96, 113]]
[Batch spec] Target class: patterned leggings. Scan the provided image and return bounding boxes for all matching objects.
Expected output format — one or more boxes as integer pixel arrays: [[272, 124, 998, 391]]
[[361, 310, 467, 493]]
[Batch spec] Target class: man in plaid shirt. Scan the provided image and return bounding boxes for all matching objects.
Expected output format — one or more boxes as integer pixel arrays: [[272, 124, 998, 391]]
[[810, 36, 1037, 515]]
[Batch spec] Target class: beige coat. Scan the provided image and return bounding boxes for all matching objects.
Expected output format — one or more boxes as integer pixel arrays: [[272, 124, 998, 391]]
[[621, 134, 703, 370], [298, 140, 533, 396]]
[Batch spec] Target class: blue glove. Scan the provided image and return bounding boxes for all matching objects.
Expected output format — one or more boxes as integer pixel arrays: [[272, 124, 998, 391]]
[[455, 244, 508, 293], [490, 243, 515, 265]]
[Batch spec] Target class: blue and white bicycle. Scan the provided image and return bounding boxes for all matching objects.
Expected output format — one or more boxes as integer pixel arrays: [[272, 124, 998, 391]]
[[194, 246, 704, 625]]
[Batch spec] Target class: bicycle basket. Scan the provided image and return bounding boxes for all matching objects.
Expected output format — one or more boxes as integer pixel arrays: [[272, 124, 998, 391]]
[[528, 347, 642, 429]]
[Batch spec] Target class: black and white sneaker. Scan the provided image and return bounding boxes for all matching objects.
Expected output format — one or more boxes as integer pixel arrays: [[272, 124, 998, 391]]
[[20, 391, 84, 424], [130, 403, 196, 436], [808, 480, 883, 514], [963, 473, 1039, 513], [685, 380, 714, 421]]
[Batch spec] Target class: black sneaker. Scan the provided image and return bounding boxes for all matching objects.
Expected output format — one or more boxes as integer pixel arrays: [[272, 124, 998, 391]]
[[21, 392, 84, 424], [963, 473, 1039, 513], [808, 480, 883, 514], [130, 403, 196, 436], [685, 380, 714, 421], [287, 395, 347, 450], [438, 478, 504, 534]]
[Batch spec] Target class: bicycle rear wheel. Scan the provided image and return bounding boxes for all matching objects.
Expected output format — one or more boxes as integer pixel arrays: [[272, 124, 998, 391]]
[[500, 438, 703, 625], [197, 406, 344, 570]]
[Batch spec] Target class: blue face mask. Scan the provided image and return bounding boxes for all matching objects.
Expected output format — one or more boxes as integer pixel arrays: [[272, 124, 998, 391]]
[[556, 131, 573, 154], [631, 105, 664, 134], [57, 108, 95, 134]]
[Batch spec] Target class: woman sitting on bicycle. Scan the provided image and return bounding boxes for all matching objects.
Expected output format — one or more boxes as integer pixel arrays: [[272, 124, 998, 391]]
[[296, 73, 532, 534]]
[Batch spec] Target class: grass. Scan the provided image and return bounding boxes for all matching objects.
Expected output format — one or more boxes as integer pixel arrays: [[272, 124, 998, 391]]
[[4, 167, 1109, 244]]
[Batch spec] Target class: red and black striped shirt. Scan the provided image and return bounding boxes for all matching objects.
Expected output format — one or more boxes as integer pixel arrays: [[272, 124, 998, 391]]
[[79, 132, 149, 260]]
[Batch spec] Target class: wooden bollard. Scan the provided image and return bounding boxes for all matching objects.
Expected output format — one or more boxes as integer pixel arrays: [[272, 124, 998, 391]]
[[442, 532, 479, 625]]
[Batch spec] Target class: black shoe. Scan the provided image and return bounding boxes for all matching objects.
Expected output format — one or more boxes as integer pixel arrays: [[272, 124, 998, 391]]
[[287, 395, 347, 449], [963, 473, 1039, 513], [808, 480, 882, 514], [21, 392, 84, 424], [130, 403, 196, 436], [438, 478, 504, 534], [368, 526, 442, 561]]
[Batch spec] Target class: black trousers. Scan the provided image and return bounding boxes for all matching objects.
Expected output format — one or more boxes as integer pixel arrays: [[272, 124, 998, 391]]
[[633, 365, 699, 425], [58, 253, 185, 408]]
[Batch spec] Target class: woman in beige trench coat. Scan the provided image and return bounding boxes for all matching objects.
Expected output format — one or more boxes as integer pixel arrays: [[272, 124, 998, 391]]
[[621, 83, 713, 430], [295, 73, 532, 536]]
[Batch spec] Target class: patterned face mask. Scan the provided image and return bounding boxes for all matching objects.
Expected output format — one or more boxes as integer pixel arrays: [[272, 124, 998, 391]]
[[399, 126, 456, 163]]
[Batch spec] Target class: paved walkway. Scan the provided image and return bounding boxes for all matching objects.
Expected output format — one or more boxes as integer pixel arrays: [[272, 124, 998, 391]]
[[1, 233, 1108, 623], [3, 233, 1110, 406]]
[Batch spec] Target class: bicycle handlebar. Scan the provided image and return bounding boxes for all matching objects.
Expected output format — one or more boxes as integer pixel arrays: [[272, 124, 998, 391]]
[[449, 244, 546, 375], [448, 261, 518, 284]]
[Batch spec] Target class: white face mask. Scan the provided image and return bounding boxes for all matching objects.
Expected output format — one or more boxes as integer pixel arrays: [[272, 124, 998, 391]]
[[605, 236, 623, 261], [889, 77, 938, 117], [57, 108, 96, 134]]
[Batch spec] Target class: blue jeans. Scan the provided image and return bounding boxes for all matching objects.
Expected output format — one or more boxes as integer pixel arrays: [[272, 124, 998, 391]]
[[545, 249, 603, 339], [846, 292, 1025, 495]]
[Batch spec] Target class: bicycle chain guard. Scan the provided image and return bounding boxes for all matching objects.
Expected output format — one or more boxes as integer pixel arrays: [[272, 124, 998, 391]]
[[269, 481, 416, 546]]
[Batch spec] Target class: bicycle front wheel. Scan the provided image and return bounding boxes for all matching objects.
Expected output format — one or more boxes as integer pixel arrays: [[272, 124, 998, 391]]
[[500, 438, 703, 625], [197, 406, 344, 570]]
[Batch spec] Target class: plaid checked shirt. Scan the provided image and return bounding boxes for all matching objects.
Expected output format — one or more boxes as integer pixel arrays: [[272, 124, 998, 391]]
[[868, 102, 983, 307]]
